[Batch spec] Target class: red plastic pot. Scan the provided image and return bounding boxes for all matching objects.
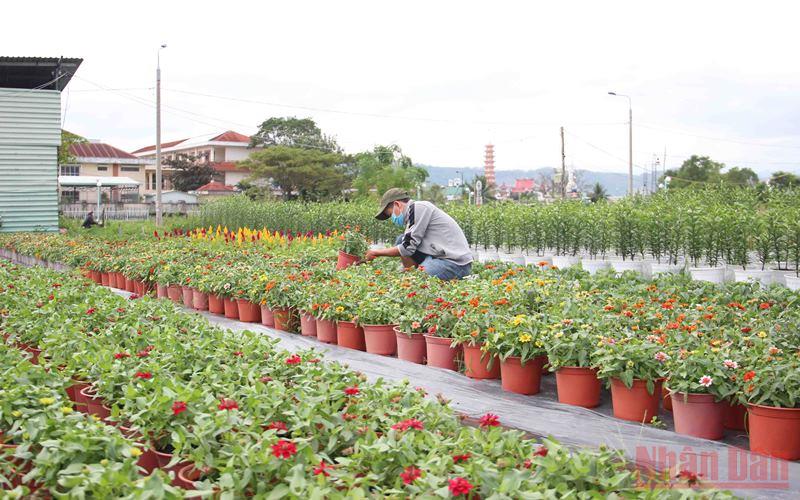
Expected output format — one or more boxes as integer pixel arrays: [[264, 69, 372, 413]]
[[167, 285, 182, 303], [21, 344, 41, 365], [260, 305, 275, 327], [237, 299, 261, 323], [90, 270, 102, 284], [424, 335, 461, 371], [80, 386, 111, 420], [115, 272, 126, 288], [192, 290, 209, 311], [108, 273, 118, 288], [154, 449, 191, 483], [208, 294, 225, 314], [463, 343, 500, 380], [156, 284, 168, 299], [556, 366, 601, 408], [100, 272, 110, 286], [223, 298, 239, 319], [273, 308, 294, 332], [300, 312, 317, 337], [125, 277, 136, 292], [336, 250, 360, 270], [662, 386, 672, 411], [181, 286, 194, 308], [670, 392, 726, 440], [395, 328, 426, 364], [337, 321, 365, 351], [500, 356, 545, 395], [610, 378, 662, 423], [748, 403, 800, 460], [176, 464, 212, 494], [316, 318, 337, 344], [724, 401, 748, 431], [363, 324, 398, 356]]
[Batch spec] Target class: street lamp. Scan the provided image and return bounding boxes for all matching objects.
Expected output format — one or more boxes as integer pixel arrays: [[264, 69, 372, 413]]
[[608, 91, 633, 196], [155, 43, 167, 226]]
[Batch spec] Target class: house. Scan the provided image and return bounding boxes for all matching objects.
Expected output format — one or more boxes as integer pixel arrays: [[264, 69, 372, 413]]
[[495, 183, 512, 200], [61, 141, 153, 203], [0, 56, 81, 232], [190, 181, 238, 202], [511, 178, 537, 196], [132, 130, 257, 187]]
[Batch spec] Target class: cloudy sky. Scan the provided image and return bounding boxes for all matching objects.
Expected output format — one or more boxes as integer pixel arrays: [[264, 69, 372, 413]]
[[4, 0, 800, 176]]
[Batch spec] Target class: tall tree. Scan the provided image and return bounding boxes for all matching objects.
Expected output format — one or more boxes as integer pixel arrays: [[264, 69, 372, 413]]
[[239, 146, 347, 201], [167, 154, 217, 192], [59, 130, 87, 165], [722, 167, 760, 186], [663, 155, 726, 189], [249, 117, 341, 153], [352, 145, 428, 196], [769, 171, 800, 189]]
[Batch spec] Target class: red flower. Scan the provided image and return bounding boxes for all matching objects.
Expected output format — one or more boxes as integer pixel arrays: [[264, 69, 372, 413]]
[[759, 302, 771, 310], [313, 460, 332, 476], [86, 308, 96, 315], [391, 418, 425, 431], [136, 350, 150, 358], [743, 370, 756, 382], [134, 371, 152, 380], [452, 453, 471, 463], [113, 352, 130, 359], [260, 376, 273, 383], [271, 439, 297, 459], [661, 302, 673, 310], [741, 327, 752, 333], [677, 469, 701, 485], [448, 477, 474, 496], [427, 325, 438, 334], [533, 445, 548, 457], [479, 413, 500, 428], [407, 292, 417, 298], [267, 421, 288, 432], [400, 466, 421, 484], [434, 297, 445, 303], [603, 305, 615, 311], [172, 401, 187, 415], [285, 354, 302, 365], [218, 398, 239, 411], [344, 386, 360, 396], [233, 351, 243, 357], [52, 283, 61, 288]]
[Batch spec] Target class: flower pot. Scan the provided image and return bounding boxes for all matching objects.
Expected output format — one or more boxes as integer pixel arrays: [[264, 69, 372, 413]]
[[337, 321, 366, 351], [208, 294, 225, 314], [67, 380, 90, 412], [580, 258, 611, 275], [223, 298, 239, 319], [425, 335, 461, 370], [524, 255, 553, 268], [662, 386, 672, 411], [260, 305, 275, 327], [478, 251, 499, 263], [237, 299, 261, 323], [316, 318, 337, 344], [670, 392, 725, 440], [362, 324, 398, 356], [300, 312, 317, 337], [80, 386, 111, 420], [114, 272, 125, 288], [153, 449, 191, 483], [90, 270, 102, 284], [192, 290, 209, 311], [107, 272, 117, 288], [336, 250, 360, 270], [555, 367, 601, 408], [125, 277, 136, 292], [783, 274, 800, 291], [100, 272, 110, 286], [156, 284, 168, 299], [181, 286, 194, 308], [500, 356, 545, 395], [394, 328, 426, 364], [273, 308, 294, 332], [609, 260, 648, 278], [724, 401, 748, 431], [167, 285, 182, 303], [650, 261, 685, 276], [732, 268, 775, 287], [22, 344, 41, 365], [748, 403, 800, 460], [463, 343, 500, 379], [689, 266, 726, 284], [175, 464, 210, 492], [610, 378, 662, 423], [551, 255, 580, 269]]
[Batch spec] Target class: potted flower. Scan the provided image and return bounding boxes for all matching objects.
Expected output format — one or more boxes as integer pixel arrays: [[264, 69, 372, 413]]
[[337, 230, 368, 270], [545, 319, 603, 408], [355, 272, 404, 356], [486, 313, 548, 395]]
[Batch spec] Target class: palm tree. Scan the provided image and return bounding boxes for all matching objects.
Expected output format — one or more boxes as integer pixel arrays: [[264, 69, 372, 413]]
[[472, 175, 496, 203], [589, 182, 608, 203]]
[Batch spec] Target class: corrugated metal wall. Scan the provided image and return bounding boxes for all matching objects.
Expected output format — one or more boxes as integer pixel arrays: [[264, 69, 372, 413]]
[[0, 88, 61, 232]]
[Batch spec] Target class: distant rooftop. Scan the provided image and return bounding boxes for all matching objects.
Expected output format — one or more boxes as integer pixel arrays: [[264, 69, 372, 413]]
[[133, 130, 251, 155], [0, 56, 82, 90]]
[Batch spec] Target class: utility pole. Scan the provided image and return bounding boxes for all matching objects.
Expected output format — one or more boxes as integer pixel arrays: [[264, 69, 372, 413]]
[[155, 43, 167, 226], [560, 126, 566, 199], [608, 92, 633, 196]]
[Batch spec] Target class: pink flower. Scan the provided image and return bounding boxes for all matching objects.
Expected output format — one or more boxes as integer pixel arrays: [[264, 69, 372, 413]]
[[271, 439, 297, 459], [723, 359, 738, 370], [699, 375, 713, 387], [448, 477, 474, 496], [479, 413, 500, 428], [400, 466, 421, 484], [654, 351, 669, 363], [267, 421, 287, 432]]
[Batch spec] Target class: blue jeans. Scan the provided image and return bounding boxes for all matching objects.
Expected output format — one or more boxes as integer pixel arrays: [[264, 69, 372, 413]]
[[394, 235, 471, 280]]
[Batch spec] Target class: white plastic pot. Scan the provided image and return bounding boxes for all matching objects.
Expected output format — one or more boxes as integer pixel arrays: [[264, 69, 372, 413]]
[[525, 255, 553, 268], [689, 267, 727, 284], [784, 275, 800, 291], [732, 268, 776, 287], [551, 255, 580, 269], [609, 260, 648, 278], [580, 258, 611, 275], [479, 251, 500, 263], [499, 253, 526, 265], [650, 262, 685, 276]]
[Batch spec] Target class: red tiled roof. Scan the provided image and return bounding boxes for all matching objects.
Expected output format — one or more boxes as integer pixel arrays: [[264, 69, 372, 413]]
[[70, 142, 137, 159], [511, 178, 537, 193], [213, 161, 249, 172], [195, 181, 235, 192], [132, 138, 187, 155], [211, 130, 250, 143]]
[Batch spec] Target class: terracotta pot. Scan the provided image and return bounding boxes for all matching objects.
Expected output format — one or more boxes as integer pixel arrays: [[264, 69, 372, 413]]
[[181, 286, 194, 308], [724, 401, 748, 431], [192, 290, 209, 311], [154, 449, 191, 483], [336, 250, 360, 270], [260, 305, 275, 327], [362, 324, 398, 356], [134, 281, 144, 296], [67, 380, 90, 412], [394, 328, 426, 364], [299, 312, 317, 337], [208, 294, 225, 314], [80, 386, 111, 420], [175, 464, 208, 492], [223, 298, 239, 319], [748, 403, 800, 460], [100, 272, 110, 286], [156, 284, 168, 298], [463, 343, 500, 380], [136, 449, 159, 474], [316, 318, 337, 344], [337, 321, 366, 351], [556, 366, 601, 408], [141, 281, 152, 296], [125, 277, 136, 292], [237, 299, 261, 323], [115, 273, 126, 288], [90, 270, 102, 284], [23, 344, 41, 365], [670, 392, 726, 440], [662, 386, 673, 411], [273, 308, 294, 332], [167, 285, 182, 303], [610, 378, 662, 423], [424, 335, 461, 371], [500, 356, 545, 395]]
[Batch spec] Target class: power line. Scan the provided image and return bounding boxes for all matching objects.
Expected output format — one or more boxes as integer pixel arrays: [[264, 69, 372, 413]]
[[565, 131, 651, 173], [637, 122, 800, 150]]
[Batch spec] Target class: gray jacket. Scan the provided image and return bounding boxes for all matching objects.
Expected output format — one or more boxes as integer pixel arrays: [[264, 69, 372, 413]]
[[396, 200, 473, 265]]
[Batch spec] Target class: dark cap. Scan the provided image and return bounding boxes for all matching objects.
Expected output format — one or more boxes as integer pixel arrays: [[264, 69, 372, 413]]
[[375, 188, 410, 220]]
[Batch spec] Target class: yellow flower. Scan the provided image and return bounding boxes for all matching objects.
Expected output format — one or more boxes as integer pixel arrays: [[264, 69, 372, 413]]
[[92, 415, 100, 421], [757, 331, 767, 338], [129, 447, 143, 457], [335, 306, 344, 313], [61, 407, 73, 414], [100, 459, 109, 466], [11, 410, 21, 417], [626, 360, 635, 368], [554, 331, 564, 338], [39, 397, 55, 405], [518, 333, 532, 343]]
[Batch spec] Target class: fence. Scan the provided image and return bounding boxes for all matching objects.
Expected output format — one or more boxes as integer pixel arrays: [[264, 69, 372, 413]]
[[60, 203, 199, 221]]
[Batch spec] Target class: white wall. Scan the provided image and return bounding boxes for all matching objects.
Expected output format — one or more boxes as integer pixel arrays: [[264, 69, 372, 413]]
[[225, 171, 248, 186], [224, 147, 249, 161]]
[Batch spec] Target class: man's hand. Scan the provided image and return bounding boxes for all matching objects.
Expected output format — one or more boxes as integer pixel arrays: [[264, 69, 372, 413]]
[[364, 249, 379, 262]]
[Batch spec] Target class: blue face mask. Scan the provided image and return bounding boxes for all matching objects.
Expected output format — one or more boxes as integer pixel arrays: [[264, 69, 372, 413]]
[[390, 206, 405, 227]]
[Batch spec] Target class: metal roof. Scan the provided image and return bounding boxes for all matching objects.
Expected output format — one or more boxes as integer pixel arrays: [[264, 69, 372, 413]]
[[58, 175, 140, 187], [0, 57, 82, 91]]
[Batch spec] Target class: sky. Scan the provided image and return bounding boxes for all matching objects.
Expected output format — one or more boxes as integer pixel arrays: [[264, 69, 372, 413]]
[[4, 0, 800, 177]]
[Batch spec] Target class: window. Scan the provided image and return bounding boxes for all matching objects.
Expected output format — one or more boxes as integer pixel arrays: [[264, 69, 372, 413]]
[[60, 165, 79, 176], [121, 166, 140, 173], [97, 165, 108, 172], [60, 190, 78, 203]]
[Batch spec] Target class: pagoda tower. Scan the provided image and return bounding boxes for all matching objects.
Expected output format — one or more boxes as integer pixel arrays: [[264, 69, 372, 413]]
[[484, 144, 495, 186]]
